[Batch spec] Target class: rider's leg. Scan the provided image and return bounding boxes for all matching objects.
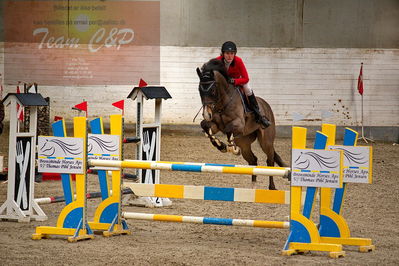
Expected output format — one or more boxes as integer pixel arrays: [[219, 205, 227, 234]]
[[243, 83, 270, 128]]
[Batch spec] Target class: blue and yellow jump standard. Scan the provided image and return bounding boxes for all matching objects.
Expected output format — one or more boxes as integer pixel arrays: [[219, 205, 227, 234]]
[[318, 124, 374, 252], [87, 115, 130, 237], [32, 117, 94, 242], [282, 127, 345, 258]]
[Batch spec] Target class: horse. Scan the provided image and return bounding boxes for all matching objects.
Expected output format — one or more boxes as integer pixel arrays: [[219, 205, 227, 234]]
[[196, 59, 288, 190]]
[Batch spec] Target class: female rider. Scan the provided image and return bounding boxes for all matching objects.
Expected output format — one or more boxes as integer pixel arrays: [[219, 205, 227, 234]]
[[216, 41, 270, 128]]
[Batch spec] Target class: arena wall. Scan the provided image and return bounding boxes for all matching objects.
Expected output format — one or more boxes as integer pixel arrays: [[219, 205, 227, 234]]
[[0, 1, 398, 140]]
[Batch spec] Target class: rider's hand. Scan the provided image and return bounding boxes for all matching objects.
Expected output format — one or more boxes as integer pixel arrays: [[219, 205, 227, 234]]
[[228, 78, 235, 85]]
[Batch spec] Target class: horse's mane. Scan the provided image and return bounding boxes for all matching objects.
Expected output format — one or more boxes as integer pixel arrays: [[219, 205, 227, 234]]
[[201, 59, 229, 81]]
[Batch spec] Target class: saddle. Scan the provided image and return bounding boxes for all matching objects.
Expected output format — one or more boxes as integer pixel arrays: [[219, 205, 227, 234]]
[[236, 87, 252, 113]]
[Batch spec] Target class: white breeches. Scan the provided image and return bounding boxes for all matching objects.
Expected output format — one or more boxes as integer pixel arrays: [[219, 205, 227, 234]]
[[242, 82, 253, 96]]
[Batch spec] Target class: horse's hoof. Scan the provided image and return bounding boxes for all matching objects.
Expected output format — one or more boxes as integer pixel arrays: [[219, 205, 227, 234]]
[[227, 145, 241, 155], [232, 149, 241, 156]]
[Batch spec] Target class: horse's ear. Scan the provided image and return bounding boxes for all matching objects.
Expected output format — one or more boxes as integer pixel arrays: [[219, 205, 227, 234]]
[[196, 67, 202, 79]]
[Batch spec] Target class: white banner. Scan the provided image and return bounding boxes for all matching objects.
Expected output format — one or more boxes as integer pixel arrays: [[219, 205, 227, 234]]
[[38, 136, 84, 174], [87, 134, 120, 161], [291, 149, 343, 188], [328, 145, 372, 184]]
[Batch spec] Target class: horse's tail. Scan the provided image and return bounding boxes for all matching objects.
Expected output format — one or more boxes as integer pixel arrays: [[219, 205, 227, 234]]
[[274, 151, 287, 167]]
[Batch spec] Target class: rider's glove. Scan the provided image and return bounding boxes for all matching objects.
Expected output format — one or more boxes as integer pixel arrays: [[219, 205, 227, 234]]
[[228, 78, 235, 85]]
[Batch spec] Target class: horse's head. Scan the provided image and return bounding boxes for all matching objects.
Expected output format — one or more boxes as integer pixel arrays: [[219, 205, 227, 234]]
[[196, 59, 229, 121]]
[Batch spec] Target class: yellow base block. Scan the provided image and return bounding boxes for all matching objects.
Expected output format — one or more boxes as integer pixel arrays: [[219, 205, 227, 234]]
[[88, 222, 111, 231], [88, 222, 131, 237], [32, 226, 94, 242], [320, 236, 373, 249], [359, 245, 376, 253], [283, 242, 345, 258]]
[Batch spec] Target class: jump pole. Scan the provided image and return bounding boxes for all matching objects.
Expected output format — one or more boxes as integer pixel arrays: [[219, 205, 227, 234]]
[[34, 188, 133, 205], [122, 212, 289, 229], [88, 160, 291, 178], [89, 128, 345, 258]]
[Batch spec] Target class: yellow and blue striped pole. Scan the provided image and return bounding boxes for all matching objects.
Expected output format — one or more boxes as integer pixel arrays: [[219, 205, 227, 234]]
[[89, 160, 290, 178], [122, 212, 289, 229]]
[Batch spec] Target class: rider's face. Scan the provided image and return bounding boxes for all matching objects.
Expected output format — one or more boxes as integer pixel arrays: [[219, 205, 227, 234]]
[[223, 52, 235, 63]]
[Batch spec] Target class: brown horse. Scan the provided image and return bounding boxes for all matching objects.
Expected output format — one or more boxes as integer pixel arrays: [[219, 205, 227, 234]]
[[196, 59, 288, 190]]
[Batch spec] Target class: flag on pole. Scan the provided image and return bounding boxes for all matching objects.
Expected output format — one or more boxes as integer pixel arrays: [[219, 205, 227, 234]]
[[54, 116, 63, 121], [112, 100, 125, 115], [74, 101, 88, 117], [139, 78, 148, 87], [357, 63, 364, 95], [16, 84, 24, 121]]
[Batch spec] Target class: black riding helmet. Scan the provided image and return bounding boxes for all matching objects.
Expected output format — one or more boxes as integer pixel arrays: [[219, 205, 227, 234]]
[[221, 41, 237, 53]]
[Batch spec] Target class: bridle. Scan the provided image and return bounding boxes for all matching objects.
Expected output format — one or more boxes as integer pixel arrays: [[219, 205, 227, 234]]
[[199, 79, 217, 106], [199, 77, 235, 114]]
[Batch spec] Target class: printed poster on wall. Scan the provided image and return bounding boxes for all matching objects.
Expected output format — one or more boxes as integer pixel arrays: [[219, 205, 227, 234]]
[[328, 145, 372, 183], [291, 149, 343, 188], [38, 136, 84, 174]]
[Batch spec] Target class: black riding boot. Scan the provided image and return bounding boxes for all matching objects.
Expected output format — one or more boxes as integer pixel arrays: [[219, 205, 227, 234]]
[[248, 94, 270, 128]]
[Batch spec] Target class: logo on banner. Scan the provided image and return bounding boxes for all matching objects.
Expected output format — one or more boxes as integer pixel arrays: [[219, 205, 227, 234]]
[[87, 134, 120, 161], [38, 136, 84, 174], [291, 149, 343, 188], [328, 145, 372, 183]]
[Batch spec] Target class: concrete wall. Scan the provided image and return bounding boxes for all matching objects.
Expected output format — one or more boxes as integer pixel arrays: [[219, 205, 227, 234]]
[[0, 0, 398, 140], [159, 0, 399, 48], [1, 0, 398, 48]]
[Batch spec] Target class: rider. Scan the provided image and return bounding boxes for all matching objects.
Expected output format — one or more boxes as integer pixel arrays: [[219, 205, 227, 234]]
[[216, 41, 270, 128]]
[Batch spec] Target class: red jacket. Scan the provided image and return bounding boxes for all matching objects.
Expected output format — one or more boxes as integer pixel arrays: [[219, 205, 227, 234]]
[[216, 55, 249, 86]]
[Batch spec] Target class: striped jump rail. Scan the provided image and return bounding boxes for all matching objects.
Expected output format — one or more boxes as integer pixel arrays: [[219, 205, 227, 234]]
[[122, 212, 289, 229], [125, 183, 291, 204], [34, 188, 133, 205], [88, 159, 291, 178]]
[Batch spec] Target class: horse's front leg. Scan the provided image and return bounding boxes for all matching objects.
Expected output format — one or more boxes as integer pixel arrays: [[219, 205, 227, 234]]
[[226, 133, 241, 155], [224, 119, 245, 156], [200, 120, 227, 153]]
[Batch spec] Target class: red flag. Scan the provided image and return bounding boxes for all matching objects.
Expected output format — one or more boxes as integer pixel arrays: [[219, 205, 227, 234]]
[[74, 101, 88, 117], [54, 116, 63, 121], [357, 63, 364, 96], [16, 85, 24, 121], [139, 78, 148, 87], [112, 100, 124, 115]]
